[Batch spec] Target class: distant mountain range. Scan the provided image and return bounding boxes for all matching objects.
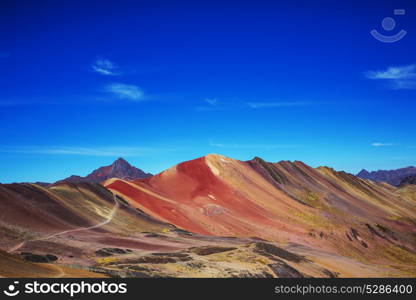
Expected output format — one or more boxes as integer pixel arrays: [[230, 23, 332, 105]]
[[356, 166, 416, 186], [52, 157, 151, 186], [33, 158, 416, 188]]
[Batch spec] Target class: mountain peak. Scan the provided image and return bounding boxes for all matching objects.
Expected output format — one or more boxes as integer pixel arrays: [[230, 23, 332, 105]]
[[204, 153, 228, 160], [112, 157, 131, 167], [53, 158, 151, 185], [114, 157, 128, 163], [357, 169, 370, 178]]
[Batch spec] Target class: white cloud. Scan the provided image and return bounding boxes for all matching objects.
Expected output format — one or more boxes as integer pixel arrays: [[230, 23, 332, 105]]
[[106, 83, 144, 100], [0, 146, 175, 157], [246, 102, 311, 109], [92, 59, 119, 76], [365, 64, 416, 89], [195, 98, 219, 111], [196, 100, 313, 112], [205, 98, 218, 105], [209, 139, 300, 149], [392, 155, 416, 160], [371, 142, 396, 147]]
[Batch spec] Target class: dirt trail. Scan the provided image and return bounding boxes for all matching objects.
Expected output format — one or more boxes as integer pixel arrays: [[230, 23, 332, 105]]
[[7, 193, 119, 253]]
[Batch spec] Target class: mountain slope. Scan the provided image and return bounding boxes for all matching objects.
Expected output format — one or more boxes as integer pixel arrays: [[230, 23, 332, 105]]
[[54, 158, 151, 185], [105, 154, 416, 277], [0, 181, 337, 278], [357, 166, 416, 186], [400, 175, 416, 187]]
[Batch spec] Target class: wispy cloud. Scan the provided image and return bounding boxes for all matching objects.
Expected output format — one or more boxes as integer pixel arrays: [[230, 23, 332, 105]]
[[365, 64, 416, 89], [205, 98, 218, 105], [392, 155, 416, 160], [371, 142, 396, 147], [195, 98, 220, 111], [196, 100, 314, 112], [92, 59, 119, 76], [106, 83, 144, 100], [246, 102, 312, 109], [209, 139, 300, 149], [0, 146, 176, 157]]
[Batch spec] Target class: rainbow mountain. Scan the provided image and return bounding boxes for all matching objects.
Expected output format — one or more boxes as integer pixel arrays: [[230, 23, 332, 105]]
[[0, 155, 415, 277]]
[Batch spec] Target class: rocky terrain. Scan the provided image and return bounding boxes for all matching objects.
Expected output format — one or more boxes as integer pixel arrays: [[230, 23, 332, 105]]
[[1, 155, 415, 277]]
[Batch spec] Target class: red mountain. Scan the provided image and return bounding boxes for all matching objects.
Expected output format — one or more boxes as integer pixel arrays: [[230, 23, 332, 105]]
[[54, 158, 151, 185], [104, 154, 416, 277]]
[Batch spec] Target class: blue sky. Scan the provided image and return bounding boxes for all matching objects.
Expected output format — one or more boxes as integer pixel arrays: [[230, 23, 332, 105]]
[[0, 0, 415, 183]]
